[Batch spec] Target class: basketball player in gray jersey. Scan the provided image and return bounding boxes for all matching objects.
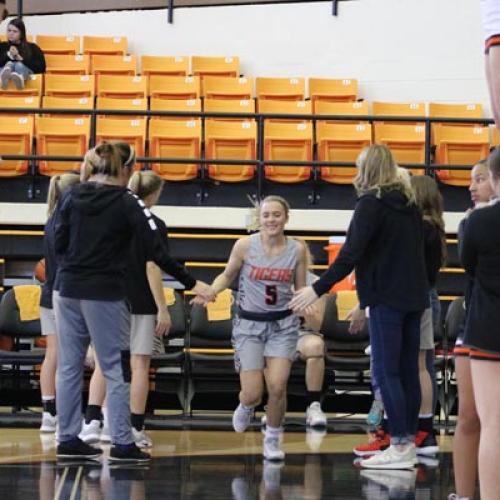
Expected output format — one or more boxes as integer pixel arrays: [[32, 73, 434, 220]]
[[195, 196, 307, 461]]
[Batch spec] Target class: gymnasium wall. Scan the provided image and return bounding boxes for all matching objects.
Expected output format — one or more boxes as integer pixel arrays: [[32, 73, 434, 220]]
[[3, 0, 488, 109], [0, 0, 487, 231]]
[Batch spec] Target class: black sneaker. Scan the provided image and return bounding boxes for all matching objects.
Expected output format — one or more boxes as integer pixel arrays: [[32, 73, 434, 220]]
[[109, 443, 151, 463], [57, 437, 102, 460]]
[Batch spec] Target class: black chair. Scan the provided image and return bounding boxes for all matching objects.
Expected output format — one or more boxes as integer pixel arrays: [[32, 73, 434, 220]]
[[0, 287, 45, 407], [443, 296, 465, 429], [150, 289, 188, 413], [319, 293, 371, 415], [186, 291, 240, 414]]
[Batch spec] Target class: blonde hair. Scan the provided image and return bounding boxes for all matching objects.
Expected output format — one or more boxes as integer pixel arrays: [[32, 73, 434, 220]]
[[354, 145, 415, 204], [246, 195, 291, 232], [128, 171, 164, 200], [410, 175, 447, 265], [82, 141, 136, 179], [47, 172, 80, 216]]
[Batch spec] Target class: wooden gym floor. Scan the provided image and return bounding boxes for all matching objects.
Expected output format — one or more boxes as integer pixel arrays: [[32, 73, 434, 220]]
[[0, 425, 457, 499]]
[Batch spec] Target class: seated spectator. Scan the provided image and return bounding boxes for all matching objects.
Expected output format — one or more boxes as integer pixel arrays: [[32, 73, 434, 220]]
[[0, 17, 45, 90]]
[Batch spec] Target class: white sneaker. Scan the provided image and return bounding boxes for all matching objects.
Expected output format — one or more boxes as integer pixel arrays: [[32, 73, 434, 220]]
[[79, 419, 102, 444], [306, 402, 327, 428], [232, 403, 253, 433], [132, 428, 153, 448], [360, 444, 416, 470], [10, 72, 24, 90], [40, 412, 57, 433], [263, 436, 285, 461], [0, 66, 11, 90]]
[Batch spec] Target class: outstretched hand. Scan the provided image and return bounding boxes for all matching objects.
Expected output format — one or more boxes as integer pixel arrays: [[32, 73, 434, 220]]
[[346, 304, 366, 335], [288, 286, 319, 314], [190, 280, 216, 306]]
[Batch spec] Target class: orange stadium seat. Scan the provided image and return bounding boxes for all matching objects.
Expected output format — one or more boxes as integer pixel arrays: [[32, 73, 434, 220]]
[[374, 123, 426, 174], [205, 119, 257, 182], [256, 77, 305, 101], [82, 36, 127, 56], [141, 55, 188, 77], [317, 122, 372, 184], [204, 98, 255, 121], [36, 117, 90, 175], [44, 54, 90, 75], [41, 96, 93, 118], [372, 101, 426, 122], [429, 102, 483, 143], [149, 119, 201, 181], [434, 124, 490, 186], [91, 55, 137, 76], [264, 122, 312, 183], [0, 116, 34, 176], [309, 78, 358, 106], [96, 118, 146, 168], [0, 95, 40, 116], [315, 100, 369, 123], [96, 97, 147, 119], [203, 76, 252, 100], [150, 98, 201, 120], [36, 35, 80, 55], [0, 74, 42, 97], [491, 125, 500, 147], [258, 99, 311, 122], [148, 76, 200, 100], [44, 74, 94, 98], [191, 56, 240, 80], [97, 75, 147, 99]]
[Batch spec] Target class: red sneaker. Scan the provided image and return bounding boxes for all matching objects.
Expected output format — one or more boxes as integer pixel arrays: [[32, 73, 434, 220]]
[[353, 430, 391, 457], [415, 431, 439, 456]]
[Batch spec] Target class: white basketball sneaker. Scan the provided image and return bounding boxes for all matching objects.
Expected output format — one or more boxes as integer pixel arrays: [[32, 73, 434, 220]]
[[263, 436, 285, 461], [79, 419, 102, 444], [306, 402, 327, 428], [40, 412, 57, 433], [232, 403, 253, 433], [132, 428, 153, 448]]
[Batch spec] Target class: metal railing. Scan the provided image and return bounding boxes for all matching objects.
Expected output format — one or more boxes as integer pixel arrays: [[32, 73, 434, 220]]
[[0, 104, 495, 203]]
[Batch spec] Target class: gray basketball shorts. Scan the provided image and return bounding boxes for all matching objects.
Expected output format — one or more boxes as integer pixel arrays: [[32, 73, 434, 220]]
[[40, 306, 56, 336], [420, 307, 434, 350], [232, 314, 300, 372], [130, 314, 157, 355]]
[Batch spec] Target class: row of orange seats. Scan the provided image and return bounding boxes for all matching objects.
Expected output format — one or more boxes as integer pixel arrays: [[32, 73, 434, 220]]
[[0, 114, 492, 186], [0, 73, 360, 104]]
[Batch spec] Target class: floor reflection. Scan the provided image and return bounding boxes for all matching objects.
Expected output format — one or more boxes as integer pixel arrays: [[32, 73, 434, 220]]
[[1, 449, 454, 499]]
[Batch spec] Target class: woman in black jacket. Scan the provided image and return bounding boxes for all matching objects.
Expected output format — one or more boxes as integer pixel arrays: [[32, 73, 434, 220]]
[[460, 147, 500, 500], [290, 145, 429, 470], [53, 142, 212, 463], [0, 18, 45, 90]]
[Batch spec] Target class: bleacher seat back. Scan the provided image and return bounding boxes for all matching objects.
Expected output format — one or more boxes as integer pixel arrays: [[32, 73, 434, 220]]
[[166, 290, 187, 339], [320, 293, 370, 347], [189, 291, 237, 348], [0, 288, 41, 338]]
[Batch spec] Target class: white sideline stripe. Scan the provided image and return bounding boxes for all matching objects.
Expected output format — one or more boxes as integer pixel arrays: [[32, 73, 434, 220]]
[[0, 203, 464, 233]]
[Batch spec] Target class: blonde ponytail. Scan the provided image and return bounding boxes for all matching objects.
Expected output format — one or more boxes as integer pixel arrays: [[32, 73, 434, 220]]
[[47, 172, 80, 216]]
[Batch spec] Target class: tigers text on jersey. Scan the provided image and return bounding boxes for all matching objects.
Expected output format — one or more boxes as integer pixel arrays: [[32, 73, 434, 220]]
[[237, 233, 300, 313]]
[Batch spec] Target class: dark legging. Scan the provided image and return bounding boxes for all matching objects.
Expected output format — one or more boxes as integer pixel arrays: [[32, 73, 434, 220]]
[[370, 304, 423, 445]]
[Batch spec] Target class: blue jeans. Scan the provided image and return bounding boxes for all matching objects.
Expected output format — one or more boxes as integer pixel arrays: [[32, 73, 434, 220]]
[[369, 304, 423, 444], [2, 60, 33, 80]]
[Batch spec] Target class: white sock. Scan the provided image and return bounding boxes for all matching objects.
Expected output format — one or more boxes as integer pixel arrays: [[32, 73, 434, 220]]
[[265, 425, 282, 439]]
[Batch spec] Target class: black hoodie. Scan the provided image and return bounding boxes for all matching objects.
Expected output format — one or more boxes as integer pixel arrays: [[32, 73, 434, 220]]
[[0, 41, 46, 73], [54, 182, 196, 301], [313, 188, 429, 312]]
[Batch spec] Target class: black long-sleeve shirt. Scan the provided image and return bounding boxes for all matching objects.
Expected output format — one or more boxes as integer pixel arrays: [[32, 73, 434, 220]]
[[54, 183, 195, 301], [423, 220, 443, 288], [313, 189, 429, 312], [0, 41, 45, 73], [126, 213, 171, 315]]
